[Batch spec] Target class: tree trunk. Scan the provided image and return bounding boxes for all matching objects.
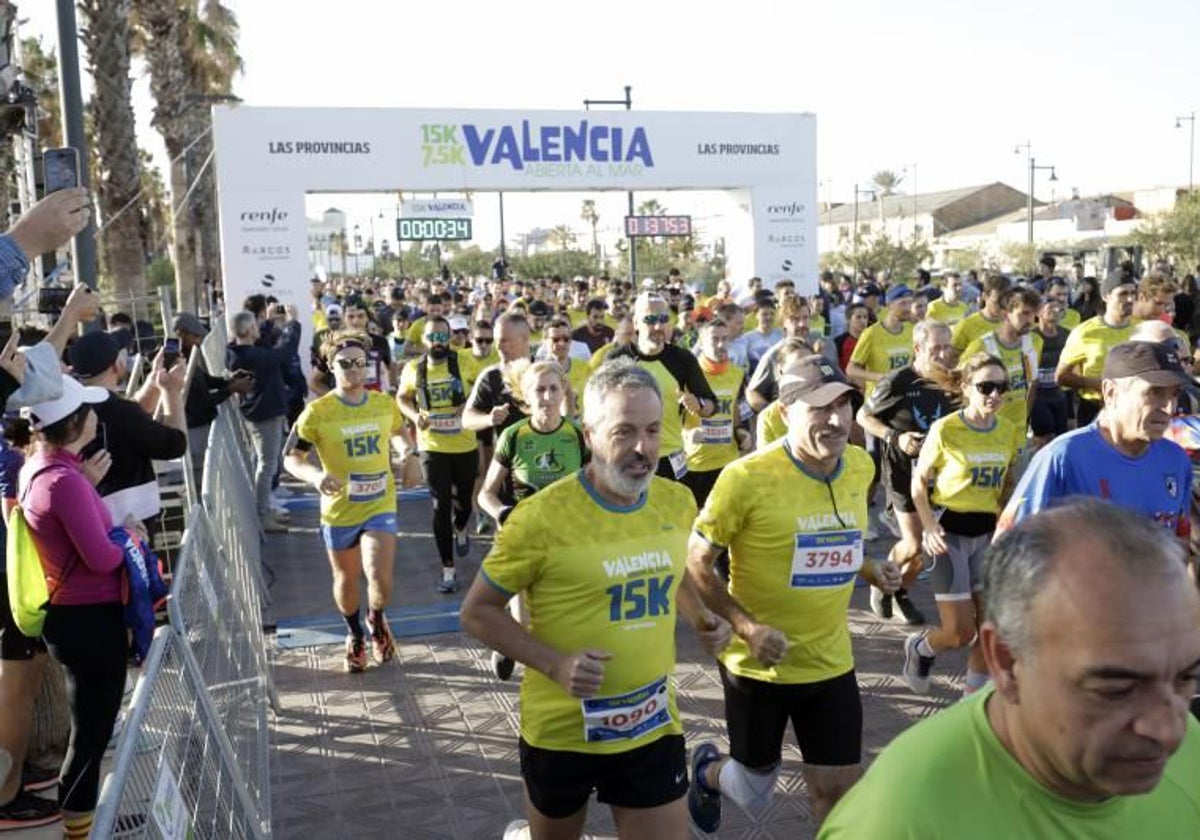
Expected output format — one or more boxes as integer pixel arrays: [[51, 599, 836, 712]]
[[79, 0, 148, 299], [168, 153, 198, 312]]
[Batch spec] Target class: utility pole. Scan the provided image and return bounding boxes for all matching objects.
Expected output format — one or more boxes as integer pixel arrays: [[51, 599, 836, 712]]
[[55, 0, 97, 287], [584, 86, 634, 283]]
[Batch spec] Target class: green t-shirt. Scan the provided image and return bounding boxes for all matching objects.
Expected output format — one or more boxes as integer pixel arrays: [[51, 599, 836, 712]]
[[494, 418, 588, 505], [820, 686, 1200, 839]]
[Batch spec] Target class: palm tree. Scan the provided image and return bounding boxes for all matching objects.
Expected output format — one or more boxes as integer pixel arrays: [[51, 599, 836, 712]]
[[134, 0, 242, 311], [580, 199, 600, 258], [637, 198, 665, 216], [19, 36, 63, 146], [79, 0, 148, 298], [871, 170, 903, 197], [547, 225, 577, 251]]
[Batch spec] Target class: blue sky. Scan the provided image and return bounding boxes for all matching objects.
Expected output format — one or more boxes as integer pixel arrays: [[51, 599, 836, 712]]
[[20, 0, 1200, 253]]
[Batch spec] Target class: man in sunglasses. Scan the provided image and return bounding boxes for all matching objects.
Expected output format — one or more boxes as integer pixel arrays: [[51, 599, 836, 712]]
[[543, 318, 591, 418], [398, 317, 479, 593], [609, 293, 717, 482], [999, 341, 1192, 560]]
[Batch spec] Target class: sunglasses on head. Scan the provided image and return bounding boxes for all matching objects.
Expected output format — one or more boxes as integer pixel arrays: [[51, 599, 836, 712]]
[[335, 357, 368, 370], [426, 331, 450, 343], [974, 380, 1009, 396], [642, 314, 671, 325]]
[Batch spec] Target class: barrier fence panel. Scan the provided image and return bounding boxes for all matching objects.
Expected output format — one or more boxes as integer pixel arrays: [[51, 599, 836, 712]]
[[93, 629, 268, 840], [169, 505, 274, 822]]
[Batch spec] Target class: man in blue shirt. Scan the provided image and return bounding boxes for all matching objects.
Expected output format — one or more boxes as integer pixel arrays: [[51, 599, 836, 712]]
[[998, 341, 1193, 554]]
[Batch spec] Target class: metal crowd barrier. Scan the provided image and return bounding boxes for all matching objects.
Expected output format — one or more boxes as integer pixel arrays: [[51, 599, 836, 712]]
[[92, 629, 268, 839], [94, 358, 279, 837]]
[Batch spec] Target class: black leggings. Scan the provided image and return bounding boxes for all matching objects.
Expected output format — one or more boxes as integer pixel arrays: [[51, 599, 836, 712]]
[[41, 602, 127, 813], [421, 450, 479, 565]]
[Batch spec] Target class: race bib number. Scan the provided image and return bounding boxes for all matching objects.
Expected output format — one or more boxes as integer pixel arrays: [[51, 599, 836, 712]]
[[1036, 368, 1056, 387], [581, 676, 672, 743], [429, 413, 462, 434], [668, 450, 688, 479], [790, 530, 864, 588], [700, 418, 733, 444], [348, 471, 387, 502]]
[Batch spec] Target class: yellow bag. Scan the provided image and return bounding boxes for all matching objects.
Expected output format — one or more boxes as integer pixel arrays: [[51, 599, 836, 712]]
[[6, 503, 50, 638]]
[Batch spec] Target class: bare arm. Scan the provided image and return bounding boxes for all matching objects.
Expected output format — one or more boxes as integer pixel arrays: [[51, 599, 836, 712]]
[[685, 532, 758, 639], [845, 361, 880, 388], [45, 283, 100, 357], [1055, 361, 1099, 394], [855, 406, 892, 442], [477, 460, 511, 523]]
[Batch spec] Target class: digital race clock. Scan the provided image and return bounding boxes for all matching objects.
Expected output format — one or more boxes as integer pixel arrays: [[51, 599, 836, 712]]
[[624, 215, 693, 237], [396, 218, 473, 241]]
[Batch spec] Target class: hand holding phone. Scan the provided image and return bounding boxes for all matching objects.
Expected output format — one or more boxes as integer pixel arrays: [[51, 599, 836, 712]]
[[163, 337, 181, 368], [42, 147, 80, 195]]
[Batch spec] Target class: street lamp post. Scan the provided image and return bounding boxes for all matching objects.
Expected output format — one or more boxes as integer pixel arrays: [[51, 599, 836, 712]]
[[1016, 141, 1057, 247], [1176, 112, 1196, 193], [584, 86, 633, 282]]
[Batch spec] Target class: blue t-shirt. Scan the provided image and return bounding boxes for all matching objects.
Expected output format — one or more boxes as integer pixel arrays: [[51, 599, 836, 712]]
[[0, 441, 25, 573], [999, 423, 1192, 539]]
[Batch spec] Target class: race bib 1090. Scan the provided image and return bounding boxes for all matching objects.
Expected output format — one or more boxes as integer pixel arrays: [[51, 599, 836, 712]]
[[581, 676, 672, 743]]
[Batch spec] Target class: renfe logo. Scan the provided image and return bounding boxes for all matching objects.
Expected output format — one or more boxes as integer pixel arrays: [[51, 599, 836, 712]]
[[240, 208, 289, 225], [421, 121, 654, 171]]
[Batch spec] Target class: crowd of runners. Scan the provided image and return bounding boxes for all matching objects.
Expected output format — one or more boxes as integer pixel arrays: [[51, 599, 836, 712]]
[[2, 189, 1199, 838]]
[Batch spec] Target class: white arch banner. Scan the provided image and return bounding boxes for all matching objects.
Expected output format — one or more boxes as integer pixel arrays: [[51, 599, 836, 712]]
[[212, 106, 815, 334]]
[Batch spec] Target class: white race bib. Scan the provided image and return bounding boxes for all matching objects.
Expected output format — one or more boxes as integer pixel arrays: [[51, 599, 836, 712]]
[[790, 529, 864, 588], [700, 418, 733, 444], [581, 676, 672, 743], [668, 450, 688, 479], [1036, 368, 1056, 386], [429, 413, 462, 434], [348, 471, 387, 502]]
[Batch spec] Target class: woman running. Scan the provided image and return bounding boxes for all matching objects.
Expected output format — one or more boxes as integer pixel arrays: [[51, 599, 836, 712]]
[[901, 352, 1024, 697], [284, 331, 407, 673], [477, 360, 588, 680]]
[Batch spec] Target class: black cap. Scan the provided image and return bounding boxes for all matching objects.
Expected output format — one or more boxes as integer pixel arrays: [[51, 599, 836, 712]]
[[70, 330, 122, 378], [778, 356, 857, 407], [1102, 341, 1188, 386], [1100, 269, 1136, 296], [528, 300, 550, 317]]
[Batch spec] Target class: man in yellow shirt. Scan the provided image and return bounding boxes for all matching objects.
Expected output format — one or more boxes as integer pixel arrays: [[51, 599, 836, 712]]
[[683, 319, 751, 507], [1056, 270, 1137, 425], [685, 357, 902, 832], [403, 293, 447, 358], [962, 286, 1043, 434], [846, 284, 915, 400], [952, 274, 1011, 353], [1134, 274, 1191, 354], [543, 318, 591, 417], [461, 361, 731, 840], [1045, 278, 1081, 329], [927, 272, 970, 328], [397, 316, 478, 593]]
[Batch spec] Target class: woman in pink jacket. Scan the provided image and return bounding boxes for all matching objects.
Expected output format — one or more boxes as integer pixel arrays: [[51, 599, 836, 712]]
[[21, 375, 134, 839]]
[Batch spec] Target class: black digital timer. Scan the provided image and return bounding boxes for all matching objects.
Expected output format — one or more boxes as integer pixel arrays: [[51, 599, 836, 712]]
[[624, 215, 693, 237]]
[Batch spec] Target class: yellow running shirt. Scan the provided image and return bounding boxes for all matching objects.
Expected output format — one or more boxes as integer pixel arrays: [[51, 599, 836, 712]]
[[927, 298, 970, 327], [755, 400, 787, 449], [560, 357, 592, 415], [481, 473, 697, 754], [685, 361, 745, 473], [1057, 317, 1135, 402], [962, 331, 1043, 432], [293, 391, 404, 527], [850, 321, 914, 399], [695, 442, 875, 684], [1058, 307, 1082, 329], [398, 356, 477, 454], [460, 347, 499, 394], [952, 311, 1003, 353], [917, 410, 1024, 514]]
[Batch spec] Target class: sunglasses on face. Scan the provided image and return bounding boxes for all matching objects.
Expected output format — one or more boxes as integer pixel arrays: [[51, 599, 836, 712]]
[[642, 314, 671, 325], [473, 337, 494, 345], [426, 332, 450, 343], [335, 357, 368, 370], [453, 329, 469, 336], [974, 380, 1009, 396]]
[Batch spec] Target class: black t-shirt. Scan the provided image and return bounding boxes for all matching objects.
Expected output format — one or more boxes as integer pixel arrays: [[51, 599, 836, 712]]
[[572, 323, 614, 354], [468, 362, 528, 434], [864, 366, 955, 473], [609, 343, 718, 407], [87, 392, 188, 501], [1033, 326, 1070, 394]]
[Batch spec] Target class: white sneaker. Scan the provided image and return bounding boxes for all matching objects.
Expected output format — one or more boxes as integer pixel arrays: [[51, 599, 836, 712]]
[[901, 633, 934, 695], [503, 820, 531, 840]]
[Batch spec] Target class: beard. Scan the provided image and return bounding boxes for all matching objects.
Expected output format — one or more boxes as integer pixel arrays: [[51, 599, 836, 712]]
[[591, 452, 654, 499], [429, 345, 449, 360]]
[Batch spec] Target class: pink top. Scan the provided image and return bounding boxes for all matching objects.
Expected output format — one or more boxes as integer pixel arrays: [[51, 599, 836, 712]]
[[20, 449, 123, 606]]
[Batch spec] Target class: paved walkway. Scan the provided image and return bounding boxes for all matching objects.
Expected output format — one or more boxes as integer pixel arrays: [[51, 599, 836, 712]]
[[265, 483, 968, 840]]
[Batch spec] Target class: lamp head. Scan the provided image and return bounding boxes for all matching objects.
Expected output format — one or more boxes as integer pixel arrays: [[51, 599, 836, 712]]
[[1049, 167, 1058, 182]]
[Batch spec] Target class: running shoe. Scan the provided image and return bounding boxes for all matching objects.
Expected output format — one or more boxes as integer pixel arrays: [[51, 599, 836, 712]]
[[502, 820, 531, 840], [20, 766, 58, 793], [491, 650, 515, 681], [0, 791, 61, 831], [366, 614, 396, 664], [893, 590, 926, 626], [902, 632, 935, 694], [436, 574, 461, 594], [344, 635, 368, 673], [687, 742, 722, 833], [869, 586, 893, 620], [455, 526, 470, 558]]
